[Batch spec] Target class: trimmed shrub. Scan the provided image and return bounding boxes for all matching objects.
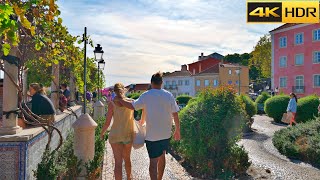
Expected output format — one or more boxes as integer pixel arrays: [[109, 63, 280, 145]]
[[239, 95, 257, 118], [255, 92, 271, 104], [176, 95, 192, 105], [255, 92, 271, 114], [296, 95, 319, 123], [176, 86, 250, 178], [127, 92, 142, 119], [264, 95, 290, 123], [273, 117, 320, 168]]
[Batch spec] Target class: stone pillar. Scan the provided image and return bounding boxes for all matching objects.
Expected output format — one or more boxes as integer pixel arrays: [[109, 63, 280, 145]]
[[23, 68, 28, 102], [69, 72, 76, 102], [72, 113, 97, 177], [51, 63, 60, 114], [0, 59, 22, 135], [93, 100, 105, 120]]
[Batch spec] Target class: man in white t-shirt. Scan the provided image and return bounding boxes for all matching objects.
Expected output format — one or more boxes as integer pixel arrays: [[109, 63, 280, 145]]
[[118, 72, 181, 180]]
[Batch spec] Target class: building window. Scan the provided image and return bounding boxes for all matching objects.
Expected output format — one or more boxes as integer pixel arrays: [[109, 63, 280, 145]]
[[178, 93, 182, 96], [165, 81, 170, 85], [196, 80, 201, 86], [185, 80, 190, 86], [295, 33, 303, 45], [279, 37, 287, 48], [280, 77, 287, 88], [295, 54, 304, 65], [314, 75, 320, 87], [313, 51, 320, 64], [185, 92, 190, 96], [236, 80, 239, 85], [204, 80, 209, 86], [178, 80, 183, 86], [313, 29, 320, 41], [279, 56, 287, 67], [228, 80, 232, 85], [228, 69, 232, 75], [295, 76, 304, 93], [213, 79, 218, 86]]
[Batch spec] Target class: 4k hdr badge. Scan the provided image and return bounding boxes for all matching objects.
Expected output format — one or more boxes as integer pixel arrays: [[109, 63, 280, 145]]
[[247, 0, 319, 23]]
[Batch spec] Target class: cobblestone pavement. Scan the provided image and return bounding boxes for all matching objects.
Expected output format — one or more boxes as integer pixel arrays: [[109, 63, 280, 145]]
[[102, 142, 193, 180], [239, 115, 320, 180]]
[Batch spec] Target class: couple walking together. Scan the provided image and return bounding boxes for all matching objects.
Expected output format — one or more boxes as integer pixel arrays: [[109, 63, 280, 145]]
[[100, 72, 181, 180]]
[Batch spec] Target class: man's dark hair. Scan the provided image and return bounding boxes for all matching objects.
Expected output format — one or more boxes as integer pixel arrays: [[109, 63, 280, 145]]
[[61, 84, 67, 88], [151, 72, 163, 85]]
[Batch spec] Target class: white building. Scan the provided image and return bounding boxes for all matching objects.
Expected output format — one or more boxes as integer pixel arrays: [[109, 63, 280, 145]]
[[162, 65, 195, 97]]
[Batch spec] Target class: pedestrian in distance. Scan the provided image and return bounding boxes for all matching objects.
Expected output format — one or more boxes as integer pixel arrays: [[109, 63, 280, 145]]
[[28, 83, 55, 125], [60, 84, 71, 106], [287, 92, 298, 126], [117, 72, 181, 180]]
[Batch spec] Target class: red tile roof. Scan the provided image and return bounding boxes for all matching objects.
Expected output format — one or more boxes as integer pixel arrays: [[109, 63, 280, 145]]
[[125, 83, 150, 91], [163, 70, 192, 77], [194, 64, 220, 75], [269, 23, 301, 33]]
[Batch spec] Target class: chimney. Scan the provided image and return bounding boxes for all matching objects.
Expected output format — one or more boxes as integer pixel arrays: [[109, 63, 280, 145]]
[[198, 52, 204, 61], [181, 65, 187, 71]]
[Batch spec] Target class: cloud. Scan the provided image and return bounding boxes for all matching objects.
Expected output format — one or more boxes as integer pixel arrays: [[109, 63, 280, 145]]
[[57, 0, 278, 87]]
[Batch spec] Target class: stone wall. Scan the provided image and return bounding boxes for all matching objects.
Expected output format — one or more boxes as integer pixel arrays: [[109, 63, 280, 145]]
[[0, 106, 81, 180]]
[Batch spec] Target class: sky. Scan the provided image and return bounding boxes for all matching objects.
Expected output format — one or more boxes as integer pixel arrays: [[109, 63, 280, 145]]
[[57, 0, 279, 87]]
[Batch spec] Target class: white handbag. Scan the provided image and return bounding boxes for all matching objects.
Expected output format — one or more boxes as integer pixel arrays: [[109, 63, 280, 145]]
[[133, 121, 146, 149]]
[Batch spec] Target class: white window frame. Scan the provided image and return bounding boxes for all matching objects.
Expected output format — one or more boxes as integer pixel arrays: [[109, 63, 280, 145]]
[[204, 80, 209, 87], [279, 56, 287, 67], [213, 79, 218, 86], [314, 74, 320, 87], [279, 36, 287, 48], [178, 80, 183, 86], [313, 29, 320, 41], [279, 77, 287, 88], [196, 80, 201, 86], [185, 80, 190, 86], [295, 33, 304, 45], [295, 54, 304, 66], [313, 51, 320, 64], [295, 75, 304, 93], [228, 69, 232, 75]]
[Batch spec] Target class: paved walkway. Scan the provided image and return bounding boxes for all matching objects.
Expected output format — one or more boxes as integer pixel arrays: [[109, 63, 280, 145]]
[[239, 115, 320, 180], [102, 142, 193, 180]]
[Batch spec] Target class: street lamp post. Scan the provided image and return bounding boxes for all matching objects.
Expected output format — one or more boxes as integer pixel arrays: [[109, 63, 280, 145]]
[[94, 44, 105, 100], [235, 68, 241, 95], [83, 27, 88, 114]]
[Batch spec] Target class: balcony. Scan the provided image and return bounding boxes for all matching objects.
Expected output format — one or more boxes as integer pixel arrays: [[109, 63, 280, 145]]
[[164, 85, 178, 90], [292, 86, 305, 94]]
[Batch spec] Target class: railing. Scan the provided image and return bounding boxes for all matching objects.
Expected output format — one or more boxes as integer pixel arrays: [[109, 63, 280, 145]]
[[164, 85, 178, 90], [292, 86, 305, 93]]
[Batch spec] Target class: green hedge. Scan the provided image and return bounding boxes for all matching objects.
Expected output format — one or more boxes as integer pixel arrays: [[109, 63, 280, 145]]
[[174, 86, 250, 178], [176, 95, 192, 105], [239, 95, 257, 118], [264, 95, 290, 123], [273, 117, 320, 168], [127, 92, 142, 119], [296, 95, 319, 123], [255, 92, 271, 104]]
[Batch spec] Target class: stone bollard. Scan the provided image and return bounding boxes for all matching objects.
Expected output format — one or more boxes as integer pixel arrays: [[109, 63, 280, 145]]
[[93, 100, 105, 120], [72, 113, 97, 178]]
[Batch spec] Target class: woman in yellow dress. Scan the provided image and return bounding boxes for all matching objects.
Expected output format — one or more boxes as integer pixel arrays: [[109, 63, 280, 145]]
[[100, 83, 134, 180]]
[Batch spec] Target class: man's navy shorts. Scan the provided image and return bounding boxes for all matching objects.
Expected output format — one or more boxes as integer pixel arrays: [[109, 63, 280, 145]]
[[145, 138, 170, 159]]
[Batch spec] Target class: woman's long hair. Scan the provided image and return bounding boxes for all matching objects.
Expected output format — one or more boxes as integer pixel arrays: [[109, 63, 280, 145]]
[[113, 83, 126, 98], [29, 83, 46, 95], [290, 92, 298, 102]]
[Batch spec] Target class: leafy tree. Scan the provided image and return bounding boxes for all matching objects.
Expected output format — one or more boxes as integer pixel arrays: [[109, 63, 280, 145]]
[[249, 35, 271, 78], [223, 53, 241, 64]]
